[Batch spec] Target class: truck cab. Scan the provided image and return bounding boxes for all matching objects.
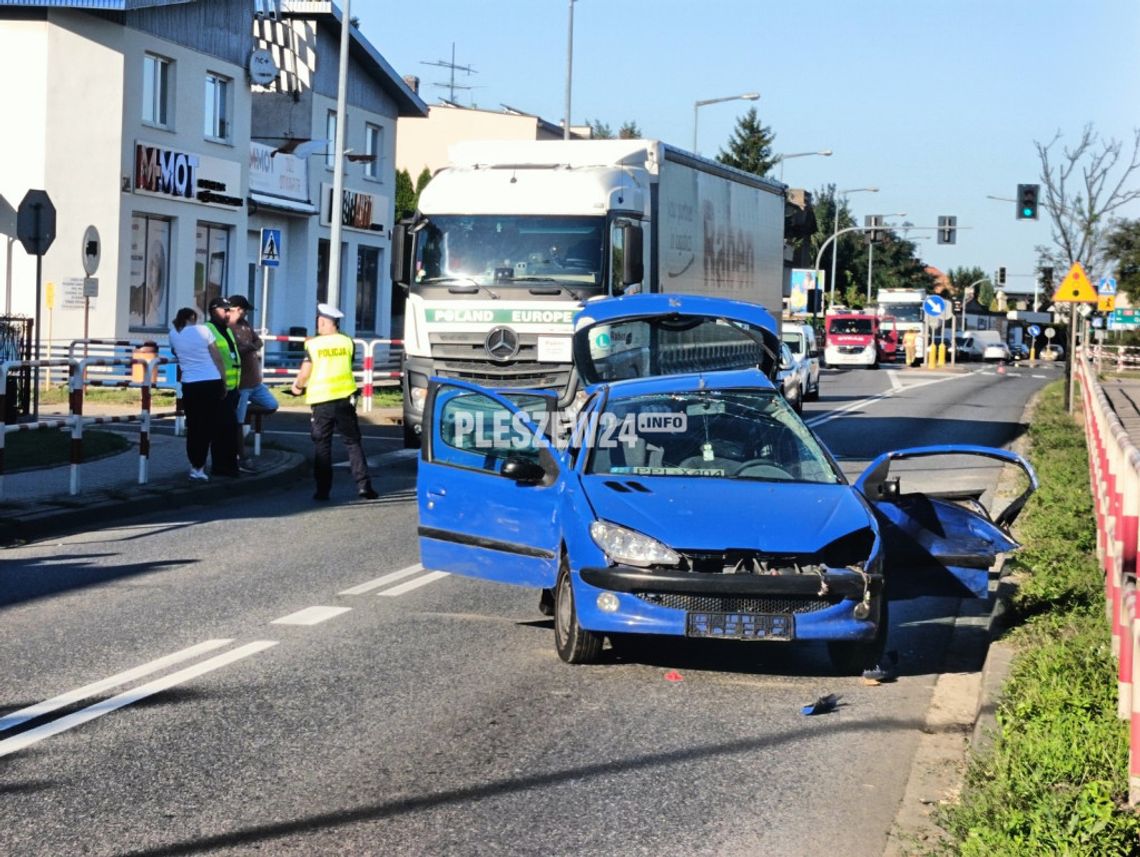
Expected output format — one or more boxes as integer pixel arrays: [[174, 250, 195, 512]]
[[823, 313, 897, 369]]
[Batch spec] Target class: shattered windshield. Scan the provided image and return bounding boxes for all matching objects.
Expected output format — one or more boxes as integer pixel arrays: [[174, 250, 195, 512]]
[[586, 389, 839, 483], [414, 214, 606, 289]]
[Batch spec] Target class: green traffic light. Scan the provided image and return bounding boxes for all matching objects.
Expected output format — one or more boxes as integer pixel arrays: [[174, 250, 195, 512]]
[[1022, 207, 1034, 217]]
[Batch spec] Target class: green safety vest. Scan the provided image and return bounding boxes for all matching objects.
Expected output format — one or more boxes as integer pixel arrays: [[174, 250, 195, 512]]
[[303, 332, 357, 405], [206, 321, 241, 391]]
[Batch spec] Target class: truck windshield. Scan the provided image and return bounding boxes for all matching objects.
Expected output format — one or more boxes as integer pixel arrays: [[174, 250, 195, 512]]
[[587, 390, 840, 483], [414, 215, 607, 290], [829, 318, 874, 335], [880, 304, 923, 323]]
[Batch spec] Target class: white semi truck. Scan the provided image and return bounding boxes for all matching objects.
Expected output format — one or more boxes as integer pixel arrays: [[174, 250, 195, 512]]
[[391, 139, 787, 445]]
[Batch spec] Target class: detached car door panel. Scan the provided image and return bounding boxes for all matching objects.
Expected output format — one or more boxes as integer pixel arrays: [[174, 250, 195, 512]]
[[855, 445, 1038, 599], [418, 380, 562, 589]]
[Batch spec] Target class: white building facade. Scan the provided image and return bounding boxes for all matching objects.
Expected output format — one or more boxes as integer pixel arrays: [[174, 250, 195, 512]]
[[0, 0, 425, 352]]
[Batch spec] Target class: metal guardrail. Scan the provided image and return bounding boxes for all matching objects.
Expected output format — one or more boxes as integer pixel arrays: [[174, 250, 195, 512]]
[[1075, 351, 1140, 805]]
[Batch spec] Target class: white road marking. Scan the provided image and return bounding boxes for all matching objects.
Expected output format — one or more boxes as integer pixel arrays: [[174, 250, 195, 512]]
[[338, 563, 425, 595], [806, 371, 968, 428], [379, 571, 450, 597], [0, 639, 234, 733], [0, 641, 277, 758], [270, 606, 352, 626], [886, 370, 903, 391]]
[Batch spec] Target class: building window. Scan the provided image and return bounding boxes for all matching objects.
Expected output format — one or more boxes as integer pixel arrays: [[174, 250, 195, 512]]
[[365, 123, 382, 180], [317, 239, 330, 305], [142, 54, 172, 128], [325, 110, 337, 168], [129, 214, 171, 330], [204, 73, 230, 141], [356, 246, 381, 332], [195, 223, 231, 311]]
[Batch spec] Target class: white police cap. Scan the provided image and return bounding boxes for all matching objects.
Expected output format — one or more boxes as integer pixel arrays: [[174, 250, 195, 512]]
[[317, 302, 344, 320]]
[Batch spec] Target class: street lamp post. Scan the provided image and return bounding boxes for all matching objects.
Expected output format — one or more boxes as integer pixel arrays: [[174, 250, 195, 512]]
[[777, 149, 832, 181], [866, 213, 907, 300], [692, 91, 759, 154], [828, 187, 878, 311], [564, 0, 575, 140]]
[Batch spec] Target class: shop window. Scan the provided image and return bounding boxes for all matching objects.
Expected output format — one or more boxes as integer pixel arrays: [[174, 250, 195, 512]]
[[365, 123, 383, 180], [129, 214, 171, 330], [204, 73, 231, 141], [142, 54, 172, 128], [356, 246, 380, 333], [195, 223, 230, 311]]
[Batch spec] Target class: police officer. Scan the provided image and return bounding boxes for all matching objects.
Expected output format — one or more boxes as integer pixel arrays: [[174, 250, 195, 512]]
[[291, 303, 378, 501], [204, 296, 242, 477]]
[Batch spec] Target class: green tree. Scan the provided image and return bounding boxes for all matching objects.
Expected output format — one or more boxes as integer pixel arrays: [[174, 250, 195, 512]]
[[415, 167, 432, 196], [618, 121, 641, 139], [588, 118, 613, 139], [395, 168, 416, 220], [716, 107, 777, 177], [1105, 218, 1140, 303], [946, 265, 991, 304], [857, 230, 934, 301]]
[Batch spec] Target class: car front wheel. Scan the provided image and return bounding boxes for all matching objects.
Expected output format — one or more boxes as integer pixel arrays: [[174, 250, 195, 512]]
[[554, 553, 603, 664]]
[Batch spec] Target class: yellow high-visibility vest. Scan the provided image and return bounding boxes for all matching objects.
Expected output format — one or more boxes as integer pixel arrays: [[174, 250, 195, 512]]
[[304, 332, 357, 404], [206, 322, 241, 390]]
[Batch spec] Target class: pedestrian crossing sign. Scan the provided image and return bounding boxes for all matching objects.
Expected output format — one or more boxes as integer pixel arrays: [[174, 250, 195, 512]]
[[260, 228, 281, 268], [1051, 261, 1096, 303]]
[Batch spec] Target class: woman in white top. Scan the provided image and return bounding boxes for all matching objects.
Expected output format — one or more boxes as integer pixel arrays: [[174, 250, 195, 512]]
[[169, 307, 226, 481]]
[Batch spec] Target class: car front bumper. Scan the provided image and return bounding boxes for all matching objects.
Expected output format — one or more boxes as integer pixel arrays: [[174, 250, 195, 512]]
[[573, 564, 884, 642]]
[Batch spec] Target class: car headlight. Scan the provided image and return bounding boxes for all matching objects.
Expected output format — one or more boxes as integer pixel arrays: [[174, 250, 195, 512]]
[[589, 521, 680, 568]]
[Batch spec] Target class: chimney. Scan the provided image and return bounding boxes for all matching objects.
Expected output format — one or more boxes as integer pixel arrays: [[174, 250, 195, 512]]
[[403, 75, 420, 95]]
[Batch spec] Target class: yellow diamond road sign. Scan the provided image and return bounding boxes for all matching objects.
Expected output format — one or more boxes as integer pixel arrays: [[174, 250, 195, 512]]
[[1051, 262, 1098, 303]]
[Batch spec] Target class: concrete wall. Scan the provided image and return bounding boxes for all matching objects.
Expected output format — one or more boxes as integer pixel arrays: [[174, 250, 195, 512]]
[[396, 106, 542, 178]]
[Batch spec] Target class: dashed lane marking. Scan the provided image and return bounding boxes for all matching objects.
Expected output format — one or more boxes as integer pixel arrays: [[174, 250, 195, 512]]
[[0, 639, 235, 733], [379, 571, 450, 597], [338, 563, 425, 595], [0, 641, 278, 758], [270, 606, 352, 626]]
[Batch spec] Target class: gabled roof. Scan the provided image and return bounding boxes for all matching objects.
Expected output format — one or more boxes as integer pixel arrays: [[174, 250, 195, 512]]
[[278, 1, 427, 117]]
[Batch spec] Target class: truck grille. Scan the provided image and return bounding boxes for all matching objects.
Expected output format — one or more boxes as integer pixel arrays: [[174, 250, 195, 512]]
[[428, 332, 572, 388]]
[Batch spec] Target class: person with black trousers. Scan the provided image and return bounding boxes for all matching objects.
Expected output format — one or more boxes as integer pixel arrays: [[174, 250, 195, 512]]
[[167, 307, 226, 481], [204, 296, 242, 477]]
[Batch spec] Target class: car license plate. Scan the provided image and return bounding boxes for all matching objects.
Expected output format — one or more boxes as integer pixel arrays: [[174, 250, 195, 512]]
[[686, 612, 794, 641]]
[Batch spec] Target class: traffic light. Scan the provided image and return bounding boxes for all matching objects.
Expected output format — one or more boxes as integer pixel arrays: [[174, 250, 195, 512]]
[[1017, 183, 1040, 220], [997, 266, 1007, 286], [937, 215, 957, 245]]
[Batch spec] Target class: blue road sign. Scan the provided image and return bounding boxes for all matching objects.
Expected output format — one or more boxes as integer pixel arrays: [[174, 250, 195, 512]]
[[923, 294, 947, 318], [1027, 324, 1041, 337], [1099, 276, 1117, 295], [260, 228, 281, 268]]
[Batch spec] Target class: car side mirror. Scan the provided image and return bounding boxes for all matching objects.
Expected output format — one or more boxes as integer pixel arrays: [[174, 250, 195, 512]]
[[501, 456, 547, 485]]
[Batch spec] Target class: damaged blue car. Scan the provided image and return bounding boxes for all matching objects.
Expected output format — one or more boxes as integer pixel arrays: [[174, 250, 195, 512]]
[[416, 295, 1037, 671]]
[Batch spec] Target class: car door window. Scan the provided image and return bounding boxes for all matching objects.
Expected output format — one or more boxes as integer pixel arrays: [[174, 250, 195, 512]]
[[433, 389, 542, 474]]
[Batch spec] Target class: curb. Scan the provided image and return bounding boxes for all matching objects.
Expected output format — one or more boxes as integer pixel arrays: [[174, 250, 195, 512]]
[[0, 450, 307, 546]]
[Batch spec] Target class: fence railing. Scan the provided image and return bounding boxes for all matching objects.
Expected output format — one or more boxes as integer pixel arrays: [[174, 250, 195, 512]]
[[1087, 344, 1140, 373], [1075, 352, 1140, 805]]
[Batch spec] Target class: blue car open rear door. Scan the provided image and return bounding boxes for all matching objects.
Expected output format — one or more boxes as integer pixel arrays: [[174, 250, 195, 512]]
[[417, 379, 562, 589], [854, 445, 1038, 599]]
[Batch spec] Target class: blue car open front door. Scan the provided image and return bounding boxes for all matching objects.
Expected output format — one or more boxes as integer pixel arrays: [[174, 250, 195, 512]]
[[854, 445, 1038, 599], [417, 379, 563, 589]]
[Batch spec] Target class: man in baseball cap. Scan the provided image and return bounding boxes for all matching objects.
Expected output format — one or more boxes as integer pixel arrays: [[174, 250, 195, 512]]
[[207, 295, 232, 311], [226, 295, 277, 472], [228, 294, 253, 311]]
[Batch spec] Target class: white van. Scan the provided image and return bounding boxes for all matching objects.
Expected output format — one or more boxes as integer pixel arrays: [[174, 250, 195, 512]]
[[781, 322, 820, 400]]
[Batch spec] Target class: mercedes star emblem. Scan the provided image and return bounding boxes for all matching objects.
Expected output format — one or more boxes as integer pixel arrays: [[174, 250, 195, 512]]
[[485, 326, 520, 361]]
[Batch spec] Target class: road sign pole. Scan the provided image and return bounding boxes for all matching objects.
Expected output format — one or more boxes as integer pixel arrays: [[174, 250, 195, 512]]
[[260, 263, 270, 374], [1066, 303, 1077, 414], [33, 252, 41, 418]]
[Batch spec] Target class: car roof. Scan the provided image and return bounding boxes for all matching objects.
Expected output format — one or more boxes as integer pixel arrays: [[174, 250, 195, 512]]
[[578, 293, 778, 332], [601, 367, 778, 398]]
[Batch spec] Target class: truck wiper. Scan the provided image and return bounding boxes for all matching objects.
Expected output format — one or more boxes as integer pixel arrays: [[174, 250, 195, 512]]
[[419, 277, 501, 300], [515, 279, 584, 301]]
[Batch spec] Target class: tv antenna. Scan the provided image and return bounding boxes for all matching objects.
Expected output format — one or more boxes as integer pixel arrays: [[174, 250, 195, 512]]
[[421, 43, 479, 103]]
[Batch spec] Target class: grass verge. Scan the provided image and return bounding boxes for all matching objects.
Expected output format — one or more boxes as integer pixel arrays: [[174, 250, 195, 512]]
[[4, 427, 130, 472], [934, 381, 1140, 854]]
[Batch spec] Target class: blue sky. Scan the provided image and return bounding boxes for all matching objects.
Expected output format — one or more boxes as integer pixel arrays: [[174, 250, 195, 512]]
[[355, 0, 1140, 296]]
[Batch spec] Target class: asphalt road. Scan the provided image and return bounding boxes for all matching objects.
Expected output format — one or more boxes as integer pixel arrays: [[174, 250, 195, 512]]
[[0, 361, 1061, 856]]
